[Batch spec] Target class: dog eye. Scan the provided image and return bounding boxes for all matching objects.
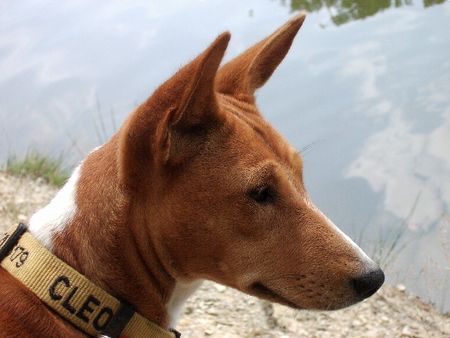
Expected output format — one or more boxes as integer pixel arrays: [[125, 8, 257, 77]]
[[249, 186, 275, 204]]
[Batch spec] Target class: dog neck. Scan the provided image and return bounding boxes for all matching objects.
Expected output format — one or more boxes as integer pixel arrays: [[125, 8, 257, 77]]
[[28, 138, 199, 329]]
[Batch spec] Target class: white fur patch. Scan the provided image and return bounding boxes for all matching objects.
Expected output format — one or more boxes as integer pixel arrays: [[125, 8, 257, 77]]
[[305, 199, 374, 267], [166, 280, 203, 328], [29, 165, 81, 250]]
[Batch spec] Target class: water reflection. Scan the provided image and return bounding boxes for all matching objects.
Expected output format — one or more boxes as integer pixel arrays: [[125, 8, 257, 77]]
[[342, 40, 450, 232], [283, 0, 447, 25], [334, 5, 450, 311]]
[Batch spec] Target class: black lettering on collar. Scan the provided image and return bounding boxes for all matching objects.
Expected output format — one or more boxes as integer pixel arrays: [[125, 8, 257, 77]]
[[76, 295, 100, 323], [49, 275, 70, 301], [62, 286, 78, 314], [93, 307, 114, 331], [48, 274, 115, 333]]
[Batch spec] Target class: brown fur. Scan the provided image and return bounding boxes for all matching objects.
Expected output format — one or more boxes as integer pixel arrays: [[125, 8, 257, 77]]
[[0, 14, 379, 337]]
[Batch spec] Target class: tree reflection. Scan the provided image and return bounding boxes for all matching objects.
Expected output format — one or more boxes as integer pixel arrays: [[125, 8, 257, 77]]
[[282, 0, 447, 26]]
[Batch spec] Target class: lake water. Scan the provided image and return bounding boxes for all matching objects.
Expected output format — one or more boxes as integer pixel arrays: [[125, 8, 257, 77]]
[[1, 0, 449, 311]]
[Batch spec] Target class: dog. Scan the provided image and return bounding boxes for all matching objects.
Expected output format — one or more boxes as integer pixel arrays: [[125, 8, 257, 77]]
[[0, 13, 384, 337]]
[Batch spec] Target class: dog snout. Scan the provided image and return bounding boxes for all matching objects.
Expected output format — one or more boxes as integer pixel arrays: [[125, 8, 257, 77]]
[[352, 267, 385, 299]]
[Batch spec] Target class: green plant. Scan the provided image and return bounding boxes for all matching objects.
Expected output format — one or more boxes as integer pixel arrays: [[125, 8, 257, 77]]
[[5, 151, 69, 187]]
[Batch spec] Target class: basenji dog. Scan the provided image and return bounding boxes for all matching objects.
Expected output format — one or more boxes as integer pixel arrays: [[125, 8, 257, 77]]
[[0, 13, 384, 337]]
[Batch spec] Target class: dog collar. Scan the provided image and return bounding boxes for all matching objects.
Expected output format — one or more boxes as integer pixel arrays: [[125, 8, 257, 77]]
[[0, 224, 180, 338]]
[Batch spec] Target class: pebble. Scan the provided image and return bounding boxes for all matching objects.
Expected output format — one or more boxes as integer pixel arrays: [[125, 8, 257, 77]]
[[214, 284, 226, 293], [204, 329, 214, 335], [396, 284, 406, 292]]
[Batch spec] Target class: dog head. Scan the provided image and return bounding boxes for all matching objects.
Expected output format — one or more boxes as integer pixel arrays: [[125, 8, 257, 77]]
[[118, 13, 384, 310]]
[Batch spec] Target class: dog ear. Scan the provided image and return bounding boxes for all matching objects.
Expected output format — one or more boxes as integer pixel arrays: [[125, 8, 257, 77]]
[[216, 13, 305, 99], [118, 33, 230, 189]]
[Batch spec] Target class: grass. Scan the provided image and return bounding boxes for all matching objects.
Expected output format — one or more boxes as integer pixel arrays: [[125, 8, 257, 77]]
[[5, 151, 69, 187], [371, 192, 421, 269], [353, 192, 422, 271]]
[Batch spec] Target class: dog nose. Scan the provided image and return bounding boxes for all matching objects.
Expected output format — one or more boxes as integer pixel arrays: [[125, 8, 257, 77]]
[[352, 267, 385, 299]]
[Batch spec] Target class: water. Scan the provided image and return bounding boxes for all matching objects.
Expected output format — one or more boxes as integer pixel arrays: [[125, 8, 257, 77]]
[[1, 0, 449, 311]]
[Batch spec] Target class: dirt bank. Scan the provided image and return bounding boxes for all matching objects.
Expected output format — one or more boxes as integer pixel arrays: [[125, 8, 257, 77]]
[[1, 171, 449, 337]]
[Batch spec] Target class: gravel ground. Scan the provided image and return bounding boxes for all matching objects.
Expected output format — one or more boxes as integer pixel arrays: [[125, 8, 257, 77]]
[[1, 171, 449, 337]]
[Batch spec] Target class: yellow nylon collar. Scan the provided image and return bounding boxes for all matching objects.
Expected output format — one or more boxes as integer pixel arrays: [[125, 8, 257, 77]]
[[0, 224, 178, 338]]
